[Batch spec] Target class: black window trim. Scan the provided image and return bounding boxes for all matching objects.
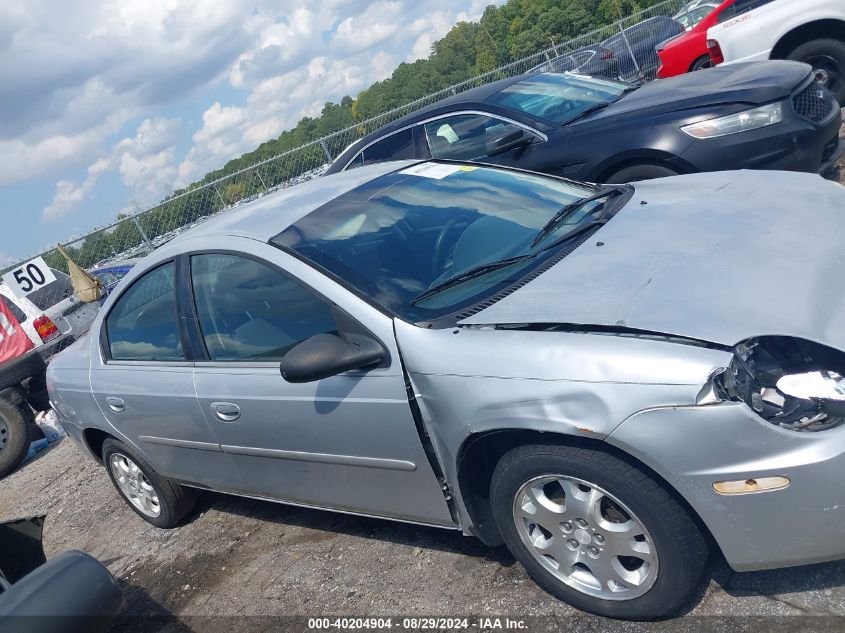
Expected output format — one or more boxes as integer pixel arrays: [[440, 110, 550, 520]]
[[181, 249, 389, 369], [100, 258, 191, 366], [340, 110, 548, 172]]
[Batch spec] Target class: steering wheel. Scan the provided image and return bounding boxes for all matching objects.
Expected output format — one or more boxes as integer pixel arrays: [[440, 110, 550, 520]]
[[431, 219, 460, 278]]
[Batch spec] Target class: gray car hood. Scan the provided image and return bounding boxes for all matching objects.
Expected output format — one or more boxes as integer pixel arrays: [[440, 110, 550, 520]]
[[461, 170, 845, 350]]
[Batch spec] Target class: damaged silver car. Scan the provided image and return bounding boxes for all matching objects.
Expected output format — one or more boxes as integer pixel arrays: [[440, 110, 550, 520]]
[[47, 160, 845, 619]]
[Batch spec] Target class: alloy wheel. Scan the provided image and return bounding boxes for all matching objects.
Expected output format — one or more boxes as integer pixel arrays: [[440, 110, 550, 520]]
[[109, 452, 161, 517], [512, 475, 658, 600], [0, 417, 8, 453]]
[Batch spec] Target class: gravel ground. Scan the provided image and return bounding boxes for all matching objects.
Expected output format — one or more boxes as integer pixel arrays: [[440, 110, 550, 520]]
[[3, 430, 845, 633], [2, 152, 845, 633]]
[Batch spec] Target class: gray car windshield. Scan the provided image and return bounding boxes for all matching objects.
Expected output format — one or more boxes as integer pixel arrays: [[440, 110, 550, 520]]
[[272, 163, 621, 322], [488, 73, 627, 125]]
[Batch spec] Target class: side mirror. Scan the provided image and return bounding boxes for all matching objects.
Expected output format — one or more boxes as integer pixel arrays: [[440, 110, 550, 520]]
[[280, 333, 386, 383], [486, 129, 533, 157]]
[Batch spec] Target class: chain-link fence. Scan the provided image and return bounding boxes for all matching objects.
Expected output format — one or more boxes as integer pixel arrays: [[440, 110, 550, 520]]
[[1, 0, 695, 346]]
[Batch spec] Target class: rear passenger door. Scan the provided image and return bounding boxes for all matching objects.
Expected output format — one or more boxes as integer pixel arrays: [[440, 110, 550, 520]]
[[90, 260, 241, 488]]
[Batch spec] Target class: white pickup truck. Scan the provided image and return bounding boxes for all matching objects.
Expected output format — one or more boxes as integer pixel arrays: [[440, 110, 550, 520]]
[[706, 0, 845, 104]]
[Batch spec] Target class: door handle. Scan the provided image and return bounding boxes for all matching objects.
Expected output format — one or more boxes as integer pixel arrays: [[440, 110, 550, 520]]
[[106, 397, 125, 413], [210, 402, 240, 423]]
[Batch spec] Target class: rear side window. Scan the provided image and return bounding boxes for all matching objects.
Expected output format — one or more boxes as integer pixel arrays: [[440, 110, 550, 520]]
[[718, 0, 775, 22], [0, 296, 27, 324], [190, 254, 338, 361], [353, 129, 416, 168], [105, 263, 184, 361], [27, 270, 73, 311]]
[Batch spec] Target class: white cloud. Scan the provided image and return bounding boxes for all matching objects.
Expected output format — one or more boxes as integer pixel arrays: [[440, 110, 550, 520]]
[[8, 0, 507, 235], [42, 117, 181, 220], [333, 2, 402, 54]]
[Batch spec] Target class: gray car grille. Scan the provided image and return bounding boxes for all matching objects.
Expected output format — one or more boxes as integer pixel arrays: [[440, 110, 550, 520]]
[[792, 83, 837, 124]]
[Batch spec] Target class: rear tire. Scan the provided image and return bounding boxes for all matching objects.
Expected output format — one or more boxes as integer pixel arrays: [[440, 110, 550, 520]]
[[490, 444, 709, 619], [787, 38, 845, 105], [690, 55, 712, 72], [605, 163, 680, 183], [102, 438, 196, 528], [0, 388, 35, 479]]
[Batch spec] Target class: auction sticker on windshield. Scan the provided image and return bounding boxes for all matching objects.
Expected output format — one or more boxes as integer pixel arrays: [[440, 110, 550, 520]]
[[400, 163, 470, 179], [2, 256, 57, 298]]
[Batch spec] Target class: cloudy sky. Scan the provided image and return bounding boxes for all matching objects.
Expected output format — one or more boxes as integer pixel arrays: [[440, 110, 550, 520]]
[[0, 0, 503, 263]]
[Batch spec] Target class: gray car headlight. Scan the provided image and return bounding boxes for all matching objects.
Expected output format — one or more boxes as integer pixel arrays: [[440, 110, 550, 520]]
[[681, 102, 783, 139], [712, 336, 845, 432]]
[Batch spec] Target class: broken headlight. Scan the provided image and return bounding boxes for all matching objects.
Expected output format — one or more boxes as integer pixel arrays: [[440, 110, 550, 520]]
[[715, 336, 845, 432]]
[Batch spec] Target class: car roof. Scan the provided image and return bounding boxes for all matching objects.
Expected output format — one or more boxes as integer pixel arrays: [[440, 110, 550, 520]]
[[163, 160, 420, 249]]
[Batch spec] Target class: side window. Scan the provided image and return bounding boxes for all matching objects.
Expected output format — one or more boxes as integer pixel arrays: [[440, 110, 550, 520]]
[[1, 297, 27, 324], [424, 114, 527, 160], [106, 263, 184, 361], [190, 254, 338, 361], [718, 0, 774, 23], [360, 128, 415, 166], [345, 152, 365, 171]]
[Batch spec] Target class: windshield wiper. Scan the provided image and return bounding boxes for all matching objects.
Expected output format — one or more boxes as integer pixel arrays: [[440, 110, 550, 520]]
[[410, 254, 535, 306], [567, 101, 611, 123], [531, 185, 627, 248]]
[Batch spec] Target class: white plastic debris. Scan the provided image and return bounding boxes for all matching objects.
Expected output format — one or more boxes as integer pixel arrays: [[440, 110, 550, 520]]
[[35, 409, 66, 443]]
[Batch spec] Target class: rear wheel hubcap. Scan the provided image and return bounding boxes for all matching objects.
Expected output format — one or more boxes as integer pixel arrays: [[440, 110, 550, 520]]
[[109, 453, 161, 517], [0, 418, 8, 452]]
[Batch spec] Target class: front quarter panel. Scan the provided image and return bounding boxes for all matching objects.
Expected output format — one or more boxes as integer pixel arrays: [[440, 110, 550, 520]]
[[608, 402, 845, 571], [394, 321, 732, 530]]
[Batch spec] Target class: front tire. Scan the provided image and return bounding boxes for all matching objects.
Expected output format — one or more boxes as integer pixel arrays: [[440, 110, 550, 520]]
[[490, 445, 709, 619], [787, 38, 845, 105], [102, 438, 196, 528]]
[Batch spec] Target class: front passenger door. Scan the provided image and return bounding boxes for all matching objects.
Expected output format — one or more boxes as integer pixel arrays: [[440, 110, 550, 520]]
[[189, 252, 454, 526]]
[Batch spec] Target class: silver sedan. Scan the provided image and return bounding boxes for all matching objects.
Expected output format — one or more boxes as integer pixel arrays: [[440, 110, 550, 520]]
[[47, 160, 845, 619]]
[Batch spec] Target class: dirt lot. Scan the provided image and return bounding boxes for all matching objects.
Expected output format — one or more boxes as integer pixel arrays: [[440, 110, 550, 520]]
[[3, 155, 845, 633]]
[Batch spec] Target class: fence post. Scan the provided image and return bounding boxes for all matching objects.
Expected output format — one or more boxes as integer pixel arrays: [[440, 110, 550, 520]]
[[617, 22, 640, 78], [319, 140, 333, 162], [213, 185, 227, 207], [256, 169, 268, 191], [131, 216, 154, 252]]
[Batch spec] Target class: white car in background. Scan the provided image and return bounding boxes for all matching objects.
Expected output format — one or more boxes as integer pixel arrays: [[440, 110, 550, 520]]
[[706, 0, 845, 104], [0, 270, 99, 349], [672, 1, 720, 31]]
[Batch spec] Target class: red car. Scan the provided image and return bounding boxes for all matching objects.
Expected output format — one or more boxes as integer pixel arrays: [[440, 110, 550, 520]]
[[657, 0, 736, 78]]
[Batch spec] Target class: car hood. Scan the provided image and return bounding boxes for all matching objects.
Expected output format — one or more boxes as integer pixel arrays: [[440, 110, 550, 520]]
[[594, 61, 809, 119], [461, 170, 845, 351]]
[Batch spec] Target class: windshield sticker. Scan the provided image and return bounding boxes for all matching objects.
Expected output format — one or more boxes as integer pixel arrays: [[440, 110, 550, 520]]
[[400, 163, 465, 179]]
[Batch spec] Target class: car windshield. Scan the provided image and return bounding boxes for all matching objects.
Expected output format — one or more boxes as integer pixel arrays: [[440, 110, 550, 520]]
[[487, 73, 628, 125], [272, 163, 623, 323]]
